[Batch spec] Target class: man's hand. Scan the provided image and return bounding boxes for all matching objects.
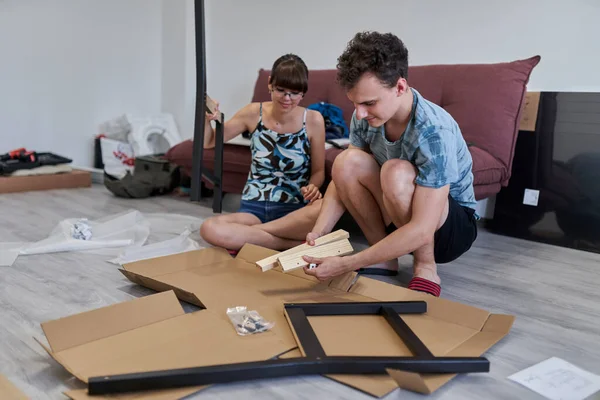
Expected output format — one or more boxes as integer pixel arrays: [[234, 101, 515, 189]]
[[302, 255, 349, 281], [300, 184, 322, 204]]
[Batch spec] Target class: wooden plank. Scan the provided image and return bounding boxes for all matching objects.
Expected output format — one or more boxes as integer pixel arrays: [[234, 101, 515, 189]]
[[277, 239, 354, 272], [205, 94, 218, 114], [519, 92, 540, 132], [256, 230, 350, 272]]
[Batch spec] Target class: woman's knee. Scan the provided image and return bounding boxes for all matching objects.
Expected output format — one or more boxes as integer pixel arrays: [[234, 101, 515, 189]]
[[332, 149, 378, 183], [199, 217, 225, 244]]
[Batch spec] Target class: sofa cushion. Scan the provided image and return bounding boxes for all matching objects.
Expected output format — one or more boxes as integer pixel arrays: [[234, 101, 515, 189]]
[[165, 139, 193, 174], [474, 183, 501, 201], [202, 144, 252, 174], [469, 145, 506, 186], [408, 56, 541, 185], [166, 140, 253, 175]]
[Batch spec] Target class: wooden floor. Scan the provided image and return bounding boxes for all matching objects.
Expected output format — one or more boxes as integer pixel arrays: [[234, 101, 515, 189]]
[[1, 185, 599, 400]]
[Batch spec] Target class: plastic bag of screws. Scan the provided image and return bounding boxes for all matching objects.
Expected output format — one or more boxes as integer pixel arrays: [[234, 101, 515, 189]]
[[226, 306, 275, 336]]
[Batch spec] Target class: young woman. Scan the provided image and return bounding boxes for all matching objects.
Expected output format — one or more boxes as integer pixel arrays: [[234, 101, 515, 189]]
[[200, 54, 326, 251]]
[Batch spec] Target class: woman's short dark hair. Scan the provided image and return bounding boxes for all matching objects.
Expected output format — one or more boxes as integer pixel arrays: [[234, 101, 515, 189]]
[[269, 54, 309, 94], [336, 31, 409, 90]]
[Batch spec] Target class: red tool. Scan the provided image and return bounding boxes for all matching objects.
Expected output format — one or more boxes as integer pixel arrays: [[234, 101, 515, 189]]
[[0, 148, 38, 163]]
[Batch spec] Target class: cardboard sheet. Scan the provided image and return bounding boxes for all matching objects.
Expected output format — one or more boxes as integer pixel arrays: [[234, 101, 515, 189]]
[[64, 387, 203, 400], [0, 169, 91, 194], [39, 243, 514, 398]]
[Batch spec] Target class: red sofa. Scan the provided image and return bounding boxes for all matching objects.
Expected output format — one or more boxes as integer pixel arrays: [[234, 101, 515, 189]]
[[167, 56, 540, 201]]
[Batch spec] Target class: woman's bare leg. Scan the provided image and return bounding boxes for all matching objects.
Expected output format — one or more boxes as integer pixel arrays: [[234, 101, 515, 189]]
[[257, 200, 323, 240], [200, 211, 308, 251]]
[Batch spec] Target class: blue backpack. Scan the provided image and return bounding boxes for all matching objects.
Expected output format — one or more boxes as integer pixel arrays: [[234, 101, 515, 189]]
[[307, 102, 349, 140]]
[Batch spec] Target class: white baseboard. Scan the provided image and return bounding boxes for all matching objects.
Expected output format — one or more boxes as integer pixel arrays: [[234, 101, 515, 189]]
[[475, 196, 496, 219], [73, 166, 104, 184]]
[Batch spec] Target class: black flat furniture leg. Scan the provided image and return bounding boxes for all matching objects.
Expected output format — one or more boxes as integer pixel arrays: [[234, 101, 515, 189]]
[[211, 113, 224, 213], [87, 301, 490, 395], [190, 0, 206, 203]]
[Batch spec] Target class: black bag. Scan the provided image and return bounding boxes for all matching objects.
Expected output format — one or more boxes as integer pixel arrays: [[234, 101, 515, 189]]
[[104, 155, 180, 198]]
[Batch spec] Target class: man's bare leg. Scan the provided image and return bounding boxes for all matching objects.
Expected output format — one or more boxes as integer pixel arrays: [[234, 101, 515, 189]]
[[200, 212, 303, 251], [332, 149, 398, 271], [380, 159, 449, 284]]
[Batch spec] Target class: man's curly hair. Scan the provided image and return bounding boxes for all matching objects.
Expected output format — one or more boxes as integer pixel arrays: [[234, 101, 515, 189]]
[[336, 31, 409, 90]]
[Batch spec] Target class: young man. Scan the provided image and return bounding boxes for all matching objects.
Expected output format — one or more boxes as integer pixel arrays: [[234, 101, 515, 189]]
[[302, 31, 478, 297]]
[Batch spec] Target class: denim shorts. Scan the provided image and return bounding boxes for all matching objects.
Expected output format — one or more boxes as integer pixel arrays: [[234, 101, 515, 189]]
[[238, 199, 305, 223]]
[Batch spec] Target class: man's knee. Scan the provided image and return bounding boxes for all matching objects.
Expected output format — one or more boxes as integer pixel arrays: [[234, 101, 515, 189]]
[[380, 159, 417, 198], [332, 149, 377, 183]]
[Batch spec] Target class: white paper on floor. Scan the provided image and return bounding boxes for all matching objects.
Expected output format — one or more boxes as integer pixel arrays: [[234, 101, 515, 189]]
[[508, 357, 600, 400], [19, 210, 150, 257], [108, 229, 200, 265], [0, 210, 205, 266], [0, 242, 28, 267], [144, 213, 203, 235]]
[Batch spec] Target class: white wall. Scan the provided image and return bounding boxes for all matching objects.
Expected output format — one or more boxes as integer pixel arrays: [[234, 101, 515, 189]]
[[161, 0, 187, 140], [0, 0, 163, 167], [161, 0, 198, 140]]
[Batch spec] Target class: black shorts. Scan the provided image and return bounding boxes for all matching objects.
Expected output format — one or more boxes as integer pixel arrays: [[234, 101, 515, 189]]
[[386, 195, 478, 264]]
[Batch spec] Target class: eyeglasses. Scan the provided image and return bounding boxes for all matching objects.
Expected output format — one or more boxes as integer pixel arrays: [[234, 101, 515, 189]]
[[272, 87, 304, 100]]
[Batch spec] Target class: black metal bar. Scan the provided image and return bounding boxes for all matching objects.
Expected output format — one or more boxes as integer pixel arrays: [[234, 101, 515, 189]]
[[285, 301, 427, 316], [190, 0, 206, 202], [88, 356, 490, 395], [86, 301, 490, 395], [286, 307, 326, 359], [211, 113, 224, 213], [381, 307, 434, 358]]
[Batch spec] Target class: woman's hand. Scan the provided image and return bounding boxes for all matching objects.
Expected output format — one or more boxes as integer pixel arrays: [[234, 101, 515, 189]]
[[206, 100, 221, 122], [301, 184, 322, 204]]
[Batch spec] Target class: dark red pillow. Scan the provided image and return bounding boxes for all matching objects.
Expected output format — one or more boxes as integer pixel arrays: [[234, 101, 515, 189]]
[[409, 56, 541, 184]]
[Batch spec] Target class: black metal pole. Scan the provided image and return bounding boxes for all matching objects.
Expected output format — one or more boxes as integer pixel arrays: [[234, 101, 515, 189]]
[[381, 306, 434, 358], [285, 308, 327, 359], [88, 356, 490, 395], [190, 0, 206, 202], [212, 113, 224, 212], [285, 301, 427, 316]]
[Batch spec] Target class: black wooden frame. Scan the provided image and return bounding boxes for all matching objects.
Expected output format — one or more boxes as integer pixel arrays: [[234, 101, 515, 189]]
[[87, 301, 489, 395]]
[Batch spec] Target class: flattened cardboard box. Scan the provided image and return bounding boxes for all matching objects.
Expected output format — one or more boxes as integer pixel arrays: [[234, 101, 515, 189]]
[[0, 169, 91, 194], [38, 244, 514, 399]]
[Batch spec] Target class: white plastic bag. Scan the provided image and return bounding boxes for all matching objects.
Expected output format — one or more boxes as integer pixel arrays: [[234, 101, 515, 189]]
[[0, 210, 204, 267], [100, 137, 135, 179], [11, 210, 150, 260], [108, 229, 200, 265]]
